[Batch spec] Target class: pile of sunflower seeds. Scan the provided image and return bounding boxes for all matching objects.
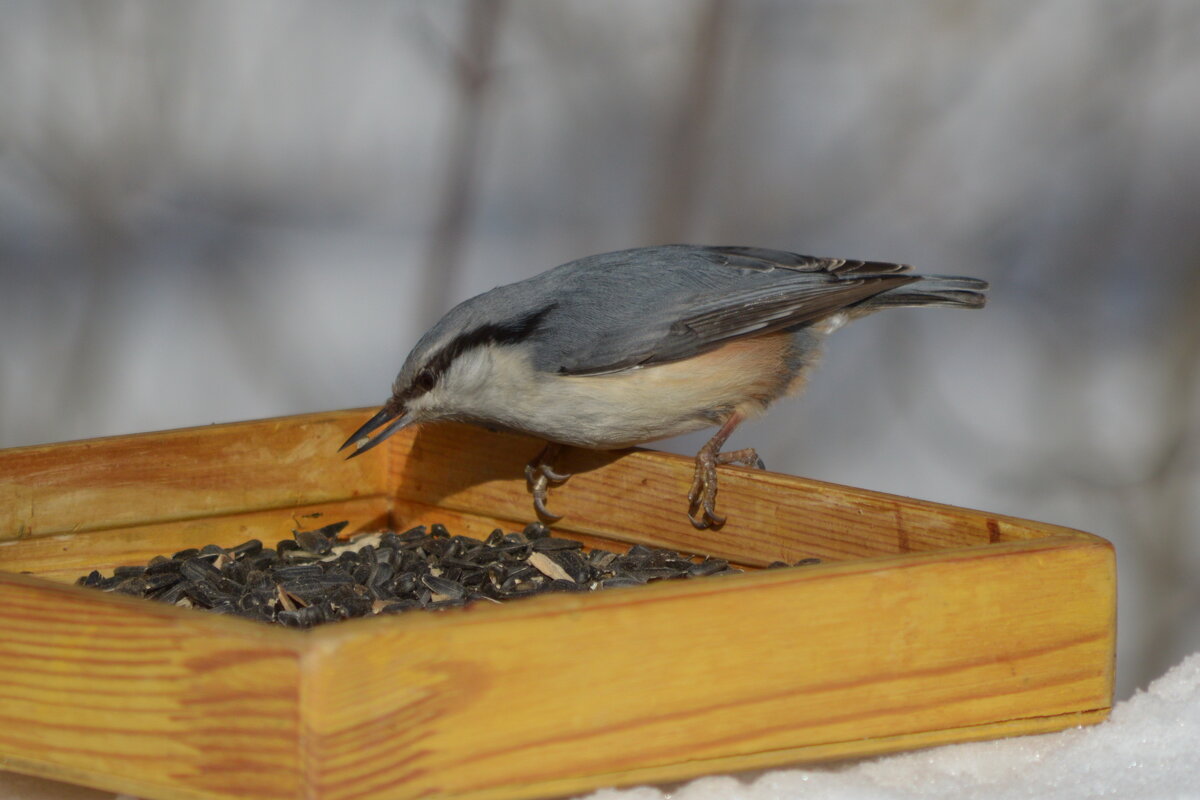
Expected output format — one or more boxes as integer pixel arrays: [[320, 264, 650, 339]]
[[75, 521, 818, 629]]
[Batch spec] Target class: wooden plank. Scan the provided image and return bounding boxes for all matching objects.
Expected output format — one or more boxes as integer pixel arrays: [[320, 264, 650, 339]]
[[0, 409, 386, 542], [301, 533, 1115, 800], [388, 422, 1063, 568], [0, 572, 304, 800], [0, 497, 391, 583], [442, 708, 1111, 800]]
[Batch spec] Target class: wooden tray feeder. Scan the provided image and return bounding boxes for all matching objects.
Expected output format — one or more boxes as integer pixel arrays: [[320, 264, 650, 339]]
[[0, 409, 1115, 800]]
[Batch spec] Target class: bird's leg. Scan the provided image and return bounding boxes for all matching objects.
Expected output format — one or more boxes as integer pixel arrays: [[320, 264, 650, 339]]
[[525, 442, 570, 522], [688, 412, 765, 529]]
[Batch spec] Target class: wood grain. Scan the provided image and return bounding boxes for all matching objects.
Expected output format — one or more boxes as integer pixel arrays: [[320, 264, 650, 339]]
[[0, 410, 386, 542], [0, 497, 390, 583], [0, 572, 303, 800], [389, 422, 1052, 567]]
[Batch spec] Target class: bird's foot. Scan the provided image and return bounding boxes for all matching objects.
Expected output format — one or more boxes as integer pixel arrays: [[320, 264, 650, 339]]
[[687, 446, 764, 529], [525, 443, 570, 522]]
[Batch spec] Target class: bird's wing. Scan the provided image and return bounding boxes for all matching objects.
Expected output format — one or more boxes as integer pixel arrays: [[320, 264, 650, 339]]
[[549, 247, 917, 376], [697, 246, 912, 277]]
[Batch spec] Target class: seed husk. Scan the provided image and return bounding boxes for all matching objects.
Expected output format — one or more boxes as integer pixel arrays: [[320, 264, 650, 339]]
[[527, 551, 574, 582], [687, 558, 729, 577]]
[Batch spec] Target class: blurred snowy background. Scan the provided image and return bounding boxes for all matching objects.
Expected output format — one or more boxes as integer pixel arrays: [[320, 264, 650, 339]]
[[1, 1, 1198, 700]]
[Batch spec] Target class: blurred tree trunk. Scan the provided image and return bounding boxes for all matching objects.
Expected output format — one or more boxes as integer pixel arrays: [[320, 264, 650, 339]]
[[643, 0, 730, 244], [421, 0, 507, 325]]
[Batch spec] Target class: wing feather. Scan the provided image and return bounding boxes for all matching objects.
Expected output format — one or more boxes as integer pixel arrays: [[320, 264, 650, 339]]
[[701, 246, 913, 276], [551, 245, 917, 376]]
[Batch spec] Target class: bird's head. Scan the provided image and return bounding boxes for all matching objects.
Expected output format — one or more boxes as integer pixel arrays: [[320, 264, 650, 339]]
[[339, 294, 555, 458]]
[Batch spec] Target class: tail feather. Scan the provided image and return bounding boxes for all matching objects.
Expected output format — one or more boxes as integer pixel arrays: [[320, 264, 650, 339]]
[[859, 274, 988, 311]]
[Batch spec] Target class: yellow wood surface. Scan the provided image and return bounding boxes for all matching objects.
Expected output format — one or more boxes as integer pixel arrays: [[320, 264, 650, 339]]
[[0, 571, 304, 800], [301, 534, 1114, 800], [0, 410, 1117, 800], [0, 411, 385, 541], [0, 497, 391, 584], [391, 421, 1049, 567]]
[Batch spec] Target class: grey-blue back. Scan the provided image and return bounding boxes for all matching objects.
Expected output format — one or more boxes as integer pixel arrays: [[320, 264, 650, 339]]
[[406, 244, 982, 382]]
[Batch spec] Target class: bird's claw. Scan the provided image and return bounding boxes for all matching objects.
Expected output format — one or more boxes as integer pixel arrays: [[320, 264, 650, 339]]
[[536, 461, 571, 483], [687, 447, 764, 530], [687, 450, 725, 529], [526, 443, 569, 522], [531, 477, 563, 522]]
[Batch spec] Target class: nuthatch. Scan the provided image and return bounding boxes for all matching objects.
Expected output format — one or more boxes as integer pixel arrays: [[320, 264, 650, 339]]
[[341, 245, 987, 528]]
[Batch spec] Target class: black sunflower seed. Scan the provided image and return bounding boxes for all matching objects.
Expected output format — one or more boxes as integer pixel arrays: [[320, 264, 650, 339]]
[[228, 539, 263, 559], [421, 574, 467, 600], [75, 517, 789, 628], [294, 528, 333, 555], [180, 557, 220, 583]]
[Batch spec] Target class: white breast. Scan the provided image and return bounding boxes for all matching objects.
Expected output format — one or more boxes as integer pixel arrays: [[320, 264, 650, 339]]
[[432, 336, 805, 449]]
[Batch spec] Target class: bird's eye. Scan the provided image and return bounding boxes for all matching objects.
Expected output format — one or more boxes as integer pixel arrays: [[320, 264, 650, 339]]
[[413, 369, 437, 393]]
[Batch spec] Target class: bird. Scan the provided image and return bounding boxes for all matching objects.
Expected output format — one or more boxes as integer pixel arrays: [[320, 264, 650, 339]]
[[340, 245, 987, 529]]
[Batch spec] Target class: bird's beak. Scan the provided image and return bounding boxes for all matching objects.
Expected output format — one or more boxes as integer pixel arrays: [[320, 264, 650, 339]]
[[339, 403, 413, 459]]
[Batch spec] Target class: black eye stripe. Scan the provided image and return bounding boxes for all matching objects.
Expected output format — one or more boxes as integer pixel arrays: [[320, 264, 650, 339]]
[[407, 304, 556, 396]]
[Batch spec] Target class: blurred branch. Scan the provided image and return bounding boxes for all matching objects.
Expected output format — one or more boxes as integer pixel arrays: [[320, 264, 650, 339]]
[[420, 0, 508, 326], [643, 0, 730, 243]]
